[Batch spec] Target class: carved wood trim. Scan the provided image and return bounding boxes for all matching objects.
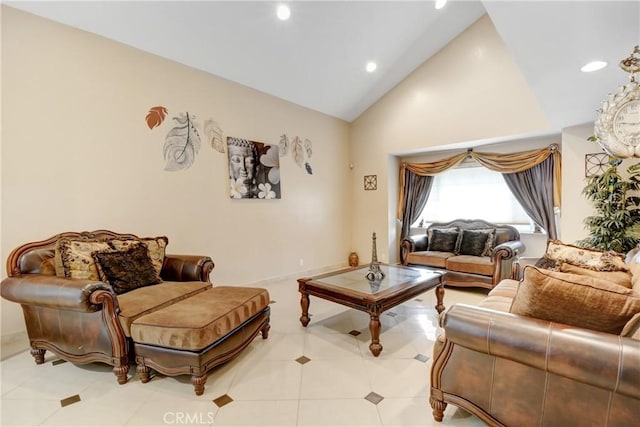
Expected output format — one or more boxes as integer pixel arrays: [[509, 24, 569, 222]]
[[7, 230, 139, 276]]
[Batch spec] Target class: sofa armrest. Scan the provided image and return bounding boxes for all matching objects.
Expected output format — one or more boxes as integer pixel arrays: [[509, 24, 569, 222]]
[[513, 256, 540, 280], [400, 235, 428, 265], [493, 240, 525, 261], [161, 254, 215, 283], [443, 304, 640, 400], [1, 274, 114, 313]]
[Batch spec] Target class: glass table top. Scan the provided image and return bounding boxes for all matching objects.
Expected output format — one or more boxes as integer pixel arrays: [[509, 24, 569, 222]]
[[313, 265, 442, 295]]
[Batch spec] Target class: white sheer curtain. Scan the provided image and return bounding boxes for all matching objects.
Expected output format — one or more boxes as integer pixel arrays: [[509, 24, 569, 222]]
[[416, 165, 532, 227]]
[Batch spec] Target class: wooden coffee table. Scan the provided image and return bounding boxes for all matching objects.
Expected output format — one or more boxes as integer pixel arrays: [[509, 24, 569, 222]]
[[298, 264, 445, 356]]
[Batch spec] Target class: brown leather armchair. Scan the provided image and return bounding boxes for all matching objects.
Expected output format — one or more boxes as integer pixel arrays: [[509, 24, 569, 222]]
[[430, 286, 640, 426], [1, 231, 214, 384]]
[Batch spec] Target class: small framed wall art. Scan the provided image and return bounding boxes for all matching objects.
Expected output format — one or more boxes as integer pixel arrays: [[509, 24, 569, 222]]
[[364, 175, 377, 191], [584, 153, 609, 177]]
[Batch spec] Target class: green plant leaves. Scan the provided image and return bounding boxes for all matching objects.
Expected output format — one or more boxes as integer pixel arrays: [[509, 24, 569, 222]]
[[577, 162, 640, 253]]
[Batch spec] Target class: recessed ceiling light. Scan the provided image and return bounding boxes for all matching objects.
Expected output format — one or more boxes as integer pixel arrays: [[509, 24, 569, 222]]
[[366, 62, 377, 73], [435, 0, 447, 10], [277, 4, 290, 21], [581, 60, 607, 72]]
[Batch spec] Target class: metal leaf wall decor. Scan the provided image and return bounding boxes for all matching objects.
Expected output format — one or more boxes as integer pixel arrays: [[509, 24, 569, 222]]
[[204, 119, 225, 153], [145, 106, 226, 171], [279, 134, 290, 156], [146, 106, 167, 130], [280, 133, 313, 175], [163, 112, 201, 171]]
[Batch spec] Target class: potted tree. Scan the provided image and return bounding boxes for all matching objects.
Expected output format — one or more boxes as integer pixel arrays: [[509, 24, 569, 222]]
[[577, 160, 640, 253]]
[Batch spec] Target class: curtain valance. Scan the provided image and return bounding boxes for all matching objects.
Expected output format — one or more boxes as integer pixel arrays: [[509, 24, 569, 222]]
[[397, 144, 561, 220]]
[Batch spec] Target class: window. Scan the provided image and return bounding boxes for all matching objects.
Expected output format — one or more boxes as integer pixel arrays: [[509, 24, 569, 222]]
[[413, 165, 537, 232]]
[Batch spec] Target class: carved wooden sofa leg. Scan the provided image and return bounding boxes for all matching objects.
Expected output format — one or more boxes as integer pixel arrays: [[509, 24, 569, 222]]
[[30, 347, 46, 364], [430, 396, 447, 422], [113, 365, 129, 385], [137, 364, 151, 383], [192, 375, 207, 396]]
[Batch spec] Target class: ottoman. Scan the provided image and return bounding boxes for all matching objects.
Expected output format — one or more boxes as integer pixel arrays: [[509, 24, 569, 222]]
[[130, 286, 270, 395]]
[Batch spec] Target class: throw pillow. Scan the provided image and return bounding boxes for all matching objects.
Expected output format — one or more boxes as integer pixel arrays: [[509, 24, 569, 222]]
[[55, 238, 113, 280], [92, 244, 162, 295], [108, 236, 168, 276], [457, 229, 492, 257], [427, 229, 460, 252], [510, 266, 640, 334], [480, 228, 496, 257], [534, 256, 559, 271], [621, 312, 640, 339], [544, 240, 628, 272], [427, 227, 458, 244], [558, 262, 632, 289]]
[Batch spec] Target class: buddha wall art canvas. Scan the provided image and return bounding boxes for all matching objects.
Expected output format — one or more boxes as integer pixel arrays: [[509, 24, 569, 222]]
[[227, 137, 281, 199]]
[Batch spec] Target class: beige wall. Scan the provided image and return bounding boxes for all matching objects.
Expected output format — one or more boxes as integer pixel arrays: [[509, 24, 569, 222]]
[[349, 15, 551, 263], [1, 7, 351, 337]]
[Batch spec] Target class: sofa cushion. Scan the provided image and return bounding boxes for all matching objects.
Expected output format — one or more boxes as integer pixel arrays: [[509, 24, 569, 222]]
[[457, 229, 493, 257], [558, 262, 632, 289], [510, 266, 640, 334], [130, 286, 270, 351], [92, 244, 162, 295], [117, 281, 212, 336], [543, 240, 628, 272], [479, 295, 513, 312], [427, 229, 460, 253], [445, 255, 494, 276], [406, 251, 453, 268], [108, 236, 168, 276], [54, 238, 112, 280]]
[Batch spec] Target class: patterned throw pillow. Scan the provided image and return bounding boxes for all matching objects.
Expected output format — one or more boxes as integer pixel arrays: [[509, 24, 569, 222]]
[[108, 236, 168, 276], [92, 244, 162, 295], [511, 266, 640, 334], [457, 229, 492, 257], [544, 240, 628, 272], [54, 238, 112, 280], [427, 229, 460, 252]]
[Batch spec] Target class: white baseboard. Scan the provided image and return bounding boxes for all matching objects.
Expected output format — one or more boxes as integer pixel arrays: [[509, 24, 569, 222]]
[[246, 263, 349, 287]]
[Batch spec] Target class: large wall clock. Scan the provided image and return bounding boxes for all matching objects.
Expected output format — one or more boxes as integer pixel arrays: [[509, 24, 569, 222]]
[[594, 45, 640, 158]]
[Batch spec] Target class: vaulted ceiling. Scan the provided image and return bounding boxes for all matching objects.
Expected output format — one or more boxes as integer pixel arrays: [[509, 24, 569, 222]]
[[6, 1, 640, 130]]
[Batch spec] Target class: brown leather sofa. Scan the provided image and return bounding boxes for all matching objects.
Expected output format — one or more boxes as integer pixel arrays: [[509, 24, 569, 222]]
[[430, 263, 640, 425], [1, 231, 217, 385], [400, 219, 525, 289]]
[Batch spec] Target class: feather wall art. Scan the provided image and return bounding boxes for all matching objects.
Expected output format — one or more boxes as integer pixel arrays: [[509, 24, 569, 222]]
[[280, 133, 313, 175], [145, 106, 226, 171]]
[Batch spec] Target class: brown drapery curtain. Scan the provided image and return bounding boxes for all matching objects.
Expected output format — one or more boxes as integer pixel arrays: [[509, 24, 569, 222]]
[[397, 144, 561, 228]]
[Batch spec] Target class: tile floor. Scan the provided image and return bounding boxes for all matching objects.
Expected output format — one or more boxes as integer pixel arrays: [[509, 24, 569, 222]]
[[1, 276, 489, 427]]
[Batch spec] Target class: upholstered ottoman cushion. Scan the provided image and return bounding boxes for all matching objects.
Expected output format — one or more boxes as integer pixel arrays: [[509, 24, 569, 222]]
[[131, 286, 270, 351], [117, 281, 212, 336]]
